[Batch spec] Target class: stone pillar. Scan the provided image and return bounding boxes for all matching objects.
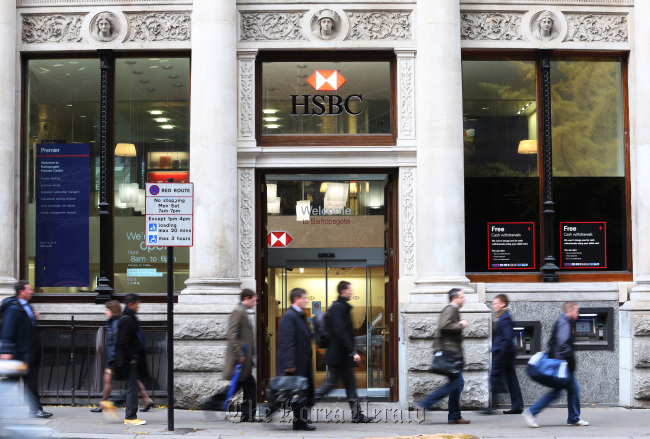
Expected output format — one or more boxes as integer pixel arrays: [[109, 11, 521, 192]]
[[0, 0, 17, 297], [410, 0, 469, 302], [401, 0, 489, 409], [620, 1, 650, 408], [174, 0, 241, 409]]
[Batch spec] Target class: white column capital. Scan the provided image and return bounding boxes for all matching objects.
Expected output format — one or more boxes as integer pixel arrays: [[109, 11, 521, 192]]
[[237, 48, 259, 60]]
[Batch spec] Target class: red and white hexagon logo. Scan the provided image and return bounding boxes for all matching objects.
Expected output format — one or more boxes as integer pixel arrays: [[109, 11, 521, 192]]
[[267, 231, 294, 248], [306, 70, 347, 91]]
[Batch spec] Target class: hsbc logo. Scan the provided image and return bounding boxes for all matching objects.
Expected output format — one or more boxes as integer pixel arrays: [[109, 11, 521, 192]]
[[268, 231, 293, 248], [307, 71, 346, 91], [290, 70, 363, 116]]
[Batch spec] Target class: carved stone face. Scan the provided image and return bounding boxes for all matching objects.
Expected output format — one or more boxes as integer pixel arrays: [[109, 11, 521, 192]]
[[97, 18, 111, 34], [319, 18, 333, 35], [540, 17, 553, 31]]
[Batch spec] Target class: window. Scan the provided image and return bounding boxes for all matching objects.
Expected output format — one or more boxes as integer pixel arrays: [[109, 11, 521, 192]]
[[462, 55, 628, 274], [258, 52, 395, 146]]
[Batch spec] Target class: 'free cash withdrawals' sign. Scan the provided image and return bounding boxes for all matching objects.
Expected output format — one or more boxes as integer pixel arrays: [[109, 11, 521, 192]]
[[36, 143, 89, 287], [487, 222, 535, 270]]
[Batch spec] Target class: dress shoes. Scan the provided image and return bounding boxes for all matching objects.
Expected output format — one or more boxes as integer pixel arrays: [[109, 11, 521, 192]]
[[478, 407, 496, 415], [351, 414, 376, 423], [293, 422, 316, 431], [503, 408, 523, 414], [240, 416, 262, 423], [448, 418, 471, 424], [29, 410, 53, 418]]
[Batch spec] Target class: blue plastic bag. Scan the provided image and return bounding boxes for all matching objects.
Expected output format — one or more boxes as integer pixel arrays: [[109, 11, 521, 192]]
[[526, 351, 570, 389]]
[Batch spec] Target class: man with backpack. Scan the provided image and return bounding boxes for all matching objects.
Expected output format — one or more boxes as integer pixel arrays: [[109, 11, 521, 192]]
[[0, 280, 52, 418], [314, 280, 374, 423], [522, 301, 589, 428]]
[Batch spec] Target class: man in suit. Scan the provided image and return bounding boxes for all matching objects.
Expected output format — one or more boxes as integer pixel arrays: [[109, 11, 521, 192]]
[[479, 293, 523, 414], [276, 288, 315, 431], [417, 288, 470, 424], [314, 280, 374, 423], [201, 289, 258, 421], [114, 293, 149, 426], [0, 280, 52, 418]]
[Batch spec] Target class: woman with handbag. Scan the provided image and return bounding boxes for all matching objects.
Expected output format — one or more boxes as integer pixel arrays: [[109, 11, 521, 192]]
[[417, 288, 471, 425]]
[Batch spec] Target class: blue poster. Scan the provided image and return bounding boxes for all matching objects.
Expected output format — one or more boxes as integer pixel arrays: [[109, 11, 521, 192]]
[[36, 143, 89, 287]]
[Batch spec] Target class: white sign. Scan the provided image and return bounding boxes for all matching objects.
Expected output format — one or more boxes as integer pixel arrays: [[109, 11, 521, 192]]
[[145, 183, 193, 247]]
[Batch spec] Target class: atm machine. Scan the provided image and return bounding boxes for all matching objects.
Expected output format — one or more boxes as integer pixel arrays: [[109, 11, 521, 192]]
[[573, 307, 613, 350], [511, 321, 541, 363]]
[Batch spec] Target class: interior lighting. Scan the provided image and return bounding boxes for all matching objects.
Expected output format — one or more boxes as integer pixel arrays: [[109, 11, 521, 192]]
[[266, 124, 279, 129], [263, 109, 278, 114], [154, 118, 170, 123], [264, 117, 278, 122], [160, 125, 174, 129], [149, 110, 163, 115], [115, 143, 136, 157]]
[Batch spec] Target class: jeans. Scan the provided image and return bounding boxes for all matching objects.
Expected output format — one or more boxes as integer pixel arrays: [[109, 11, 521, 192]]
[[529, 372, 580, 424], [418, 372, 464, 422]]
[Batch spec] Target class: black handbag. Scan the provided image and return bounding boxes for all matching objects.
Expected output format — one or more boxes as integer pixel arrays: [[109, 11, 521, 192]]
[[266, 374, 309, 409], [428, 350, 463, 378]]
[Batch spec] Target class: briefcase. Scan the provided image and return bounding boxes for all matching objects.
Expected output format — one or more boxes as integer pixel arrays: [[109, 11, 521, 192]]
[[428, 350, 463, 378], [526, 351, 570, 389], [266, 374, 309, 408]]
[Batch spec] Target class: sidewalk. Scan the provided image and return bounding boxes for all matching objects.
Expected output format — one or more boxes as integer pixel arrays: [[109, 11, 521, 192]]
[[2, 403, 650, 439]]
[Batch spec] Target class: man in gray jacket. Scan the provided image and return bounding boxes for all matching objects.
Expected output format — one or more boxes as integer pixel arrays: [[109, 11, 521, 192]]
[[416, 288, 470, 424], [522, 301, 589, 428]]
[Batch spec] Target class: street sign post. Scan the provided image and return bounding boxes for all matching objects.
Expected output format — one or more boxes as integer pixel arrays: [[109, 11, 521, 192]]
[[144, 182, 193, 431]]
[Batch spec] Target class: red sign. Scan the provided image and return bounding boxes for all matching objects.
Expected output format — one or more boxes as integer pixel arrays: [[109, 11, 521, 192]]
[[267, 231, 293, 248], [307, 70, 346, 91]]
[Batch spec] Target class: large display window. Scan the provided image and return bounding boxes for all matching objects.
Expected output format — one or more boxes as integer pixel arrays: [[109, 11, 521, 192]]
[[462, 55, 629, 275], [22, 55, 190, 293]]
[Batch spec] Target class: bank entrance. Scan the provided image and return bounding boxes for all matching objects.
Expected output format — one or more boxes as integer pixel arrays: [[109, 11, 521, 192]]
[[256, 172, 398, 401]]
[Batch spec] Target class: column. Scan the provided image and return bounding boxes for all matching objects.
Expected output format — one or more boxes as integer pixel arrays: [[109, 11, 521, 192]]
[[411, 0, 469, 302], [181, 0, 240, 304], [174, 0, 241, 409], [0, 0, 17, 296], [620, 0, 650, 408]]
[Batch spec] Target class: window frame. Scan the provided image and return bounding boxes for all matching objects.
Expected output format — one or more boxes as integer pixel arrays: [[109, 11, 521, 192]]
[[256, 51, 397, 146], [462, 50, 631, 282]]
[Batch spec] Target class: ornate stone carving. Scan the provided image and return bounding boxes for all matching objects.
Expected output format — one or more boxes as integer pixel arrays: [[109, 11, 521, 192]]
[[239, 59, 255, 138], [240, 12, 306, 41], [311, 9, 342, 40], [397, 55, 415, 139], [565, 14, 628, 42], [125, 12, 191, 42], [400, 167, 415, 277], [460, 12, 523, 41], [91, 12, 120, 42], [530, 10, 560, 42], [345, 11, 412, 41], [22, 14, 84, 44], [239, 169, 255, 279]]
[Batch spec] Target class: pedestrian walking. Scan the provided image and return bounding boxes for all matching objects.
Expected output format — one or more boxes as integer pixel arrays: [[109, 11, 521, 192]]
[[0, 280, 52, 419], [314, 280, 374, 423], [522, 301, 589, 428], [114, 293, 149, 426], [479, 294, 523, 415], [90, 300, 153, 414], [276, 288, 315, 431], [200, 289, 258, 421], [417, 288, 470, 424]]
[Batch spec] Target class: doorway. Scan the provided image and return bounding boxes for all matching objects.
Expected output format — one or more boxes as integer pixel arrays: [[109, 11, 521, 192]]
[[256, 172, 398, 400]]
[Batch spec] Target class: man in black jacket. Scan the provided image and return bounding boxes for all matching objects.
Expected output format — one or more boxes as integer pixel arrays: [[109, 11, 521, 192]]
[[114, 293, 149, 426], [276, 288, 315, 431], [0, 280, 52, 418], [523, 301, 589, 428], [314, 281, 374, 423]]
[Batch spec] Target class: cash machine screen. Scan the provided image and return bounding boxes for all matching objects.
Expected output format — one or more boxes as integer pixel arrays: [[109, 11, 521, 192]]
[[575, 320, 594, 334]]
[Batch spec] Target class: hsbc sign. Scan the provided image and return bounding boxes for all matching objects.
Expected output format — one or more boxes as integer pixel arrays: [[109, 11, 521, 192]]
[[290, 70, 363, 116], [268, 231, 293, 248]]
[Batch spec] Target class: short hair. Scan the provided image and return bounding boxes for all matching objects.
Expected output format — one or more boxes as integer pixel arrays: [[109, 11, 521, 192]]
[[123, 293, 141, 306], [337, 281, 351, 294], [105, 300, 122, 317], [14, 280, 29, 296], [448, 288, 462, 302], [494, 294, 509, 306], [241, 288, 256, 302], [563, 301, 578, 313], [290, 288, 306, 304]]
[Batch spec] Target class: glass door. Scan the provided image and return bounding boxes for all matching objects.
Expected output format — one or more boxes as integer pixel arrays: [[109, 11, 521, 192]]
[[265, 260, 388, 398]]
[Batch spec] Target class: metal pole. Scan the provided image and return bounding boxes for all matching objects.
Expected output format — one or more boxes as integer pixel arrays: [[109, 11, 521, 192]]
[[167, 177, 175, 431]]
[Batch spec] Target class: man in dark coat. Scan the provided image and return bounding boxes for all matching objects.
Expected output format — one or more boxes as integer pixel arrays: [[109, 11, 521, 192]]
[[523, 301, 589, 428], [479, 293, 523, 414], [114, 293, 149, 426], [0, 280, 52, 418], [276, 288, 315, 431], [417, 288, 470, 424], [315, 280, 374, 423]]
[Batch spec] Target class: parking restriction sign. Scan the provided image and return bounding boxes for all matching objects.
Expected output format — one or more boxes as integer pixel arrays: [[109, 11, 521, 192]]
[[145, 182, 193, 247]]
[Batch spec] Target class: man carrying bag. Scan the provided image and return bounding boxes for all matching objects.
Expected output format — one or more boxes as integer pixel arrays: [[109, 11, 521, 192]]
[[416, 288, 470, 425]]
